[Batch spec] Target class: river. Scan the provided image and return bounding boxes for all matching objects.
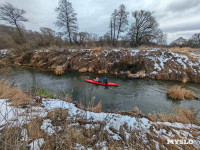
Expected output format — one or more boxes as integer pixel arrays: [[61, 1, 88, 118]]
[[6, 66, 200, 116]]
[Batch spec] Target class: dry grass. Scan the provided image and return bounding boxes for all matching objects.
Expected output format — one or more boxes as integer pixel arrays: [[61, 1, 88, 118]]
[[92, 101, 102, 113], [170, 47, 200, 53], [46, 108, 69, 125], [55, 66, 64, 75], [170, 47, 199, 62], [79, 67, 88, 73], [182, 76, 189, 83], [42, 45, 60, 51], [126, 71, 131, 75], [0, 127, 25, 150], [158, 107, 200, 125], [167, 85, 197, 100], [87, 96, 103, 113], [136, 70, 146, 78], [91, 47, 103, 57], [25, 117, 44, 140], [0, 81, 36, 107], [0, 98, 199, 149], [41, 107, 147, 149], [138, 45, 160, 50]]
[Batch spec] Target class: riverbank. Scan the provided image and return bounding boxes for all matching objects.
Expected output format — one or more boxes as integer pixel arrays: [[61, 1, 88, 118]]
[[1, 98, 200, 149], [1, 47, 200, 83], [0, 82, 200, 149]]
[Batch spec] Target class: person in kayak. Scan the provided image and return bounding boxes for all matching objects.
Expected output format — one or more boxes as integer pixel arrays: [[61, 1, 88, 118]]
[[94, 75, 100, 82], [104, 77, 108, 88]]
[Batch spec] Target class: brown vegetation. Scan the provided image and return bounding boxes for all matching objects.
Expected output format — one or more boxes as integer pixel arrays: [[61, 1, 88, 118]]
[[55, 66, 64, 75], [182, 76, 188, 83], [136, 70, 146, 78], [86, 97, 103, 113], [0, 127, 24, 150], [170, 47, 198, 62], [166, 85, 197, 100], [0, 80, 37, 107], [25, 117, 44, 139], [2, 47, 200, 83], [157, 107, 200, 125], [79, 67, 88, 73]]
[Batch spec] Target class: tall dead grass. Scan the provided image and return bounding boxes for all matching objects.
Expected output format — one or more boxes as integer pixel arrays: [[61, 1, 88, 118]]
[[25, 117, 44, 140], [87, 96, 103, 113], [158, 107, 200, 125], [182, 76, 188, 83], [0, 81, 36, 107], [55, 66, 64, 75], [170, 47, 199, 62], [167, 85, 197, 100], [0, 127, 24, 150]]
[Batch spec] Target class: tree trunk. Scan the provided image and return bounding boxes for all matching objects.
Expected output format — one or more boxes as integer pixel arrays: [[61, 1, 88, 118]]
[[15, 22, 23, 43]]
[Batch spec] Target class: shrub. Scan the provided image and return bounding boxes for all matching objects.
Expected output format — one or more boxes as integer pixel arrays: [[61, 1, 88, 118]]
[[166, 85, 197, 100], [182, 77, 188, 83], [55, 66, 64, 75]]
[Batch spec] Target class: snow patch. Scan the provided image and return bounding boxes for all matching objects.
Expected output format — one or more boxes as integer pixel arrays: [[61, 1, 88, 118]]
[[29, 138, 44, 150]]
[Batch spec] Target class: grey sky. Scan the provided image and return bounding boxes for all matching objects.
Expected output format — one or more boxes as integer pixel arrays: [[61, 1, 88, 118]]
[[1, 0, 200, 43]]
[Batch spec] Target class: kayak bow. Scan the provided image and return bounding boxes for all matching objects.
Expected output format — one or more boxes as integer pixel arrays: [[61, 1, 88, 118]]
[[85, 79, 118, 86]]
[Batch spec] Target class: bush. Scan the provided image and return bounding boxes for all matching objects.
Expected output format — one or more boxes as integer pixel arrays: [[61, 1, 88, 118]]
[[166, 85, 197, 100], [55, 66, 64, 75]]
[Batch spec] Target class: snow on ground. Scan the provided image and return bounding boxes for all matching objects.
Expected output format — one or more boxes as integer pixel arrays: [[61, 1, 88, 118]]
[[0, 49, 9, 55], [0, 99, 26, 127], [146, 49, 200, 75], [129, 49, 140, 56], [0, 99, 47, 128], [0, 98, 200, 150], [29, 138, 44, 150]]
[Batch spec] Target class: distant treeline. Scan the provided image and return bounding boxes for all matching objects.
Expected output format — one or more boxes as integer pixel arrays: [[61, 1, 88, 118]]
[[0, 24, 163, 49], [0, 1, 200, 49]]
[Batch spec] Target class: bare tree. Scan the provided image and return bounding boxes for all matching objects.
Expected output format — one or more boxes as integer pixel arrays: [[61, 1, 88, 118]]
[[72, 32, 89, 46], [109, 4, 129, 46], [116, 4, 129, 42], [128, 10, 161, 47], [0, 2, 28, 43], [40, 27, 56, 46], [156, 32, 167, 46], [55, 0, 78, 44], [109, 9, 118, 45]]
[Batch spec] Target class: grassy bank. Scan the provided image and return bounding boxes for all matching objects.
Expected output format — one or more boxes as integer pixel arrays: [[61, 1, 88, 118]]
[[1, 47, 200, 83]]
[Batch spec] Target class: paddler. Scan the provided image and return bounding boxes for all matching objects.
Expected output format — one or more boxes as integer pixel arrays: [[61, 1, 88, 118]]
[[95, 75, 99, 82], [104, 77, 108, 88]]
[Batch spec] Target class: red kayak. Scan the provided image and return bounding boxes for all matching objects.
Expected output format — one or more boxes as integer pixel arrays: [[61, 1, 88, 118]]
[[85, 79, 118, 86]]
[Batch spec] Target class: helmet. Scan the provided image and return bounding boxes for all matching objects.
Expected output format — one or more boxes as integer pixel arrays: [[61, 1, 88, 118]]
[[105, 77, 107, 79]]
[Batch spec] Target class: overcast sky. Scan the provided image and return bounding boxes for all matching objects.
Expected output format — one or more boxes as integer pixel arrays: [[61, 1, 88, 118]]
[[1, 0, 200, 43]]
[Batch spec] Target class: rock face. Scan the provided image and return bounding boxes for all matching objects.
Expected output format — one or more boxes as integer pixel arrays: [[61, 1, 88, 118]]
[[1, 48, 200, 83]]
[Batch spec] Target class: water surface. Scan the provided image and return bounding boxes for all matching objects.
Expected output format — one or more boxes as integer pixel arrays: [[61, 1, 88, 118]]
[[7, 66, 200, 116]]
